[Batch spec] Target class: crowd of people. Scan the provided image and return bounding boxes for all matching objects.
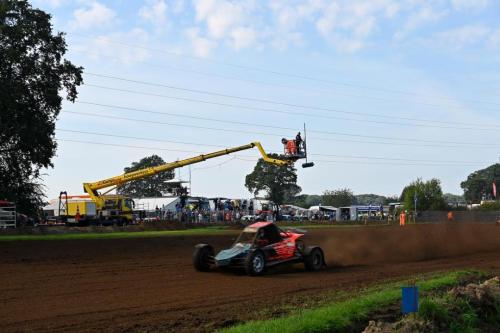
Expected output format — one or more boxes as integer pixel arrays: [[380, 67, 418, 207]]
[[147, 198, 276, 223]]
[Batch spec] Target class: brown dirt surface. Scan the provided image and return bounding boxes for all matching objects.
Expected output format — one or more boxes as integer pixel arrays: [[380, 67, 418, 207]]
[[0, 223, 499, 333]]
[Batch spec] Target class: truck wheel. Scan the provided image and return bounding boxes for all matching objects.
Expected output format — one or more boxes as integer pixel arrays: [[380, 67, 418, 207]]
[[245, 250, 266, 276], [304, 247, 325, 271], [193, 244, 214, 271]]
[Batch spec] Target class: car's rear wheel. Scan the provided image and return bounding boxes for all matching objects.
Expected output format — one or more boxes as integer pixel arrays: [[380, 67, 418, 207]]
[[304, 247, 324, 271], [193, 244, 214, 271], [245, 250, 266, 276]]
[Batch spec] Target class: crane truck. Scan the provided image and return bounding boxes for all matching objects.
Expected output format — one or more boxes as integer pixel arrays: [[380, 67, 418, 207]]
[[58, 138, 313, 226]]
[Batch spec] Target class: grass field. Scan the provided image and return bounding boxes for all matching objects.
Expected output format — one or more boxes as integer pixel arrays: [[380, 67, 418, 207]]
[[0, 223, 391, 241], [0, 226, 236, 241], [218, 270, 477, 333]]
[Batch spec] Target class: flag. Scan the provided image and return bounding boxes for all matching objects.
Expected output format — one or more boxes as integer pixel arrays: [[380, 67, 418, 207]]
[[493, 181, 497, 198]]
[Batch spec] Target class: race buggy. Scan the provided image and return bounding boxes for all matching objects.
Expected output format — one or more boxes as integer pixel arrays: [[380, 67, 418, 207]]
[[192, 222, 326, 276]]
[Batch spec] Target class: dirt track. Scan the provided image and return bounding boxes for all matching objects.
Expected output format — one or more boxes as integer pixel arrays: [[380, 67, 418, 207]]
[[0, 224, 499, 333]]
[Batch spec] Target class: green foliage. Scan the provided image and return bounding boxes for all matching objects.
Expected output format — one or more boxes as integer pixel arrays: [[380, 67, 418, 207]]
[[116, 155, 175, 197], [384, 195, 400, 204], [287, 194, 321, 208], [0, 227, 235, 241], [219, 271, 468, 333], [477, 200, 500, 211], [355, 194, 387, 205], [419, 297, 450, 323], [461, 164, 500, 203], [419, 281, 499, 333], [245, 154, 301, 205], [400, 178, 446, 211], [322, 188, 355, 207], [0, 0, 83, 214]]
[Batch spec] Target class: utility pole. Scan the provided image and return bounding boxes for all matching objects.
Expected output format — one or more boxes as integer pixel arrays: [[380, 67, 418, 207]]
[[413, 192, 417, 223]]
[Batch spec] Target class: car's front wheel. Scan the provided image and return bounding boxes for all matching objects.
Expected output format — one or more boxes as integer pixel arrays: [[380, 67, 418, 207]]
[[193, 244, 214, 271], [245, 250, 266, 276]]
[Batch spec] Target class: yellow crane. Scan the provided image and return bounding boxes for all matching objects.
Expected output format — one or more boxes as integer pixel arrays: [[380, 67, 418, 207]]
[[58, 141, 304, 225]]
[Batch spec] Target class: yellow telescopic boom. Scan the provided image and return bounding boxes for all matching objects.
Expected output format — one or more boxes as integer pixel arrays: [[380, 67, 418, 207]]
[[83, 142, 288, 201]]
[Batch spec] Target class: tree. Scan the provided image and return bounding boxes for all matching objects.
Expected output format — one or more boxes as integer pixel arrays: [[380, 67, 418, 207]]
[[384, 195, 400, 204], [355, 194, 387, 205], [289, 194, 321, 208], [400, 178, 446, 211], [0, 1, 83, 215], [116, 155, 175, 197], [245, 154, 301, 205], [322, 188, 355, 207], [460, 164, 500, 203]]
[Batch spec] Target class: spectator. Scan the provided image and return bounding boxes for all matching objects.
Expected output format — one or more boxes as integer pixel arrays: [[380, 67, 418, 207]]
[[447, 211, 454, 222]]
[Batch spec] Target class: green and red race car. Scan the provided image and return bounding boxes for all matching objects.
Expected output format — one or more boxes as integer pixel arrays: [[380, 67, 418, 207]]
[[192, 222, 326, 276]]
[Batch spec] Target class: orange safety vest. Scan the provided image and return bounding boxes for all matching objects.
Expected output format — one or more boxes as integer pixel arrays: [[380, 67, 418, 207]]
[[286, 140, 297, 154], [447, 211, 453, 221], [399, 212, 406, 226]]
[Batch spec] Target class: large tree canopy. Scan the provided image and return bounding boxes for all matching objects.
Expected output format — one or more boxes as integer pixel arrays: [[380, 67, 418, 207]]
[[460, 164, 500, 202], [0, 0, 83, 214], [245, 154, 301, 205], [400, 178, 446, 211], [322, 188, 355, 207], [116, 155, 176, 198]]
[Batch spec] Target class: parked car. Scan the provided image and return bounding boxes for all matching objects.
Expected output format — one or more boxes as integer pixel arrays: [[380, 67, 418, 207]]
[[241, 215, 257, 222], [279, 214, 292, 221]]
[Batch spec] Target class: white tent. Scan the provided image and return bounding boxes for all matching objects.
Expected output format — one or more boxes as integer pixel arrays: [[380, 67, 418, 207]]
[[133, 197, 180, 212]]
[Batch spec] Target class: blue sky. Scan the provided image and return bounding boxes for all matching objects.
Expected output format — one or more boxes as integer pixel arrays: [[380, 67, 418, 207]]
[[32, 0, 500, 200]]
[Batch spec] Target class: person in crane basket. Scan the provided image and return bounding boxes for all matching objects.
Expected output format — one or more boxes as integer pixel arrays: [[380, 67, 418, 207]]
[[282, 132, 304, 157], [295, 132, 303, 153], [282, 138, 297, 155]]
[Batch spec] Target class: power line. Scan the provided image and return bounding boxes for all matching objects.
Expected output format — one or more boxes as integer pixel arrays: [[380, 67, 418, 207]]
[[73, 101, 500, 146], [84, 72, 500, 131], [70, 32, 500, 107], [56, 138, 485, 167], [60, 111, 498, 149], [70, 49, 500, 114], [192, 156, 237, 171], [82, 84, 500, 132], [57, 129, 225, 148], [56, 128, 486, 164], [62, 110, 281, 137]]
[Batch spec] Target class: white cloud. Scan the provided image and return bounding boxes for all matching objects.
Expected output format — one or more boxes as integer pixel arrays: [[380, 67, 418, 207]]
[[194, 0, 257, 39], [451, 0, 490, 11], [139, 0, 168, 28], [315, 2, 340, 36], [190, 0, 263, 52], [75, 28, 151, 65], [269, 31, 304, 50], [229, 27, 257, 49], [172, 0, 186, 14], [394, 5, 446, 41], [313, 0, 399, 52], [435, 25, 490, 49], [418, 24, 500, 51], [70, 2, 116, 30], [185, 27, 217, 57], [489, 28, 500, 48], [33, 0, 66, 7]]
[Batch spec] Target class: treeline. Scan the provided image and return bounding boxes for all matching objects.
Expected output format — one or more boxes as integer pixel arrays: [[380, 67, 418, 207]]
[[289, 181, 468, 211]]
